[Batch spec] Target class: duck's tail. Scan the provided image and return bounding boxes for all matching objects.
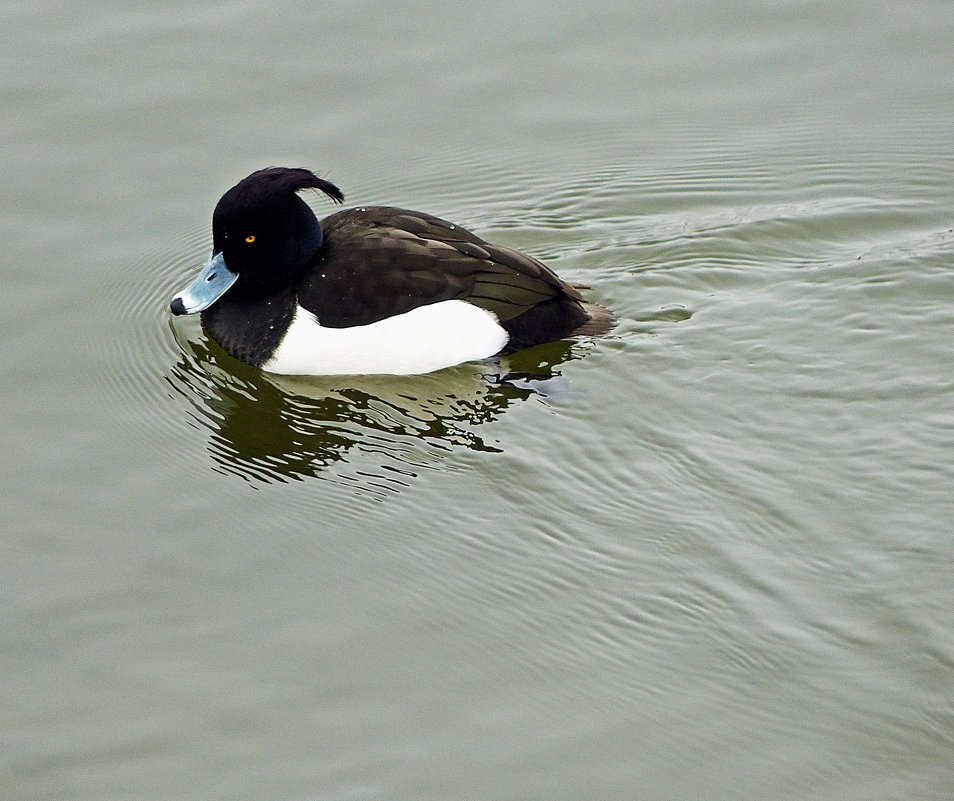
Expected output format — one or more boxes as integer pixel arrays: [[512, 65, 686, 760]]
[[567, 282, 616, 337], [573, 300, 616, 337]]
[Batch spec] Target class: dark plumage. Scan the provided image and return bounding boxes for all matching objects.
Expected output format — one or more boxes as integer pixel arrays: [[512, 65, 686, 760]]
[[170, 167, 614, 375]]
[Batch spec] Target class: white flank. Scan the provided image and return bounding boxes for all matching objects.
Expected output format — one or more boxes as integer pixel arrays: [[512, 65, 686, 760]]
[[261, 299, 510, 376]]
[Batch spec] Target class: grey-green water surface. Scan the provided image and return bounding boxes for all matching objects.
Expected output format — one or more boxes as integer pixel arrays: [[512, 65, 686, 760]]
[[3, 1, 954, 799]]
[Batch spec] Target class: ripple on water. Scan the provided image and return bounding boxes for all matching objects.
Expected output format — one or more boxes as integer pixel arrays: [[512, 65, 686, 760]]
[[96, 223, 211, 459], [75, 119, 954, 800]]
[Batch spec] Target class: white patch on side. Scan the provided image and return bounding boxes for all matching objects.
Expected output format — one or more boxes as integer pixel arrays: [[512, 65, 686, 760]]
[[261, 299, 510, 376]]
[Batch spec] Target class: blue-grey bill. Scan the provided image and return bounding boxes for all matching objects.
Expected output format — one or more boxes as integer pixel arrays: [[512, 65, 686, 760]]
[[170, 252, 238, 315]]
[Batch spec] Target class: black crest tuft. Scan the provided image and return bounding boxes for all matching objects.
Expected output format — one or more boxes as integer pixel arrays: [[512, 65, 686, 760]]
[[232, 167, 345, 206]]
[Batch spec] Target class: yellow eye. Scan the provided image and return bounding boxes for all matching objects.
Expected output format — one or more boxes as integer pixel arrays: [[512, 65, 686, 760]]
[[244, 234, 256, 243]]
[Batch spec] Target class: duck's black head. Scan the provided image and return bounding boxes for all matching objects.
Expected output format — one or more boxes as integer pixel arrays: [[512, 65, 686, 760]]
[[213, 167, 343, 284], [171, 167, 343, 315]]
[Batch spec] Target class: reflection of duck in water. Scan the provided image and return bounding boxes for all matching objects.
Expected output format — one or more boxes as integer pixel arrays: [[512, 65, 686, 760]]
[[171, 167, 613, 376], [168, 330, 582, 485]]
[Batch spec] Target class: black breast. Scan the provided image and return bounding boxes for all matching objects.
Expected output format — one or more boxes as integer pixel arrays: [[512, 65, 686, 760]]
[[201, 282, 297, 367]]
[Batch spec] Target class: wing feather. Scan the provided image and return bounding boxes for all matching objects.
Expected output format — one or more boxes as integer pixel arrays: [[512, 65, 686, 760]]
[[297, 206, 588, 329]]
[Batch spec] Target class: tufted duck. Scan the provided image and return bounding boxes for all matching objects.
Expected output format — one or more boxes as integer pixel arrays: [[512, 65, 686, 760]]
[[170, 167, 613, 375]]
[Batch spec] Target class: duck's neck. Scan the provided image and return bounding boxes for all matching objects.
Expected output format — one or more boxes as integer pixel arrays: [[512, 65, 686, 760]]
[[282, 195, 325, 275]]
